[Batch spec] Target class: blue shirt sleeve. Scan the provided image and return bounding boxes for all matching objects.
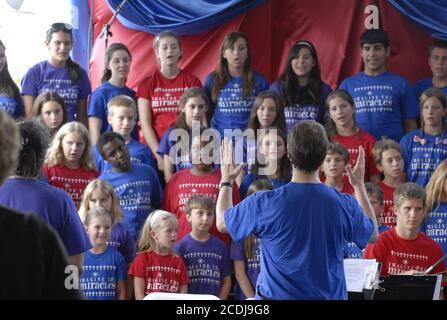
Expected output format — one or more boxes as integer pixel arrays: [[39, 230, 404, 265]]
[[87, 86, 107, 119], [343, 193, 375, 250], [401, 79, 419, 120], [224, 194, 261, 243], [21, 64, 40, 96]]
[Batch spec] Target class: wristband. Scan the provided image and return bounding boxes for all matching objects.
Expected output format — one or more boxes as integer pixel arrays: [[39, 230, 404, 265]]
[[220, 182, 232, 189]]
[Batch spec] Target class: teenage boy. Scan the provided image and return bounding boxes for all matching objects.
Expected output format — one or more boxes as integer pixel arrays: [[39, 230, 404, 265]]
[[339, 29, 419, 142]]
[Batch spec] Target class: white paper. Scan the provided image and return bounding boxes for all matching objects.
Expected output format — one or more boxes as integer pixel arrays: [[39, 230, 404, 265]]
[[344, 259, 380, 292]]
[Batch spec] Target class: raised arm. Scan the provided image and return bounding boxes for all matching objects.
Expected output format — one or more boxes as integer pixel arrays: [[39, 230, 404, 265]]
[[138, 97, 163, 170], [216, 139, 245, 233], [346, 146, 378, 243]]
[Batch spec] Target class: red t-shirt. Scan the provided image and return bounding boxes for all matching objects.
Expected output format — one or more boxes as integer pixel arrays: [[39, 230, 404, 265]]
[[128, 251, 189, 295], [137, 69, 202, 141], [162, 169, 240, 246], [332, 129, 379, 182], [377, 181, 397, 228], [43, 164, 99, 208], [364, 228, 446, 276]]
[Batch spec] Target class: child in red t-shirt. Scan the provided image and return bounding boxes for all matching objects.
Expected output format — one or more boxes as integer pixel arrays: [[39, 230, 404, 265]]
[[373, 138, 405, 228], [321, 142, 354, 195], [129, 210, 189, 299], [43, 122, 99, 207]]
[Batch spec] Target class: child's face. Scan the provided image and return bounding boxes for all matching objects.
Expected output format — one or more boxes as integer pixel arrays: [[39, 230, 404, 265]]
[[101, 138, 131, 172], [223, 37, 248, 70], [328, 96, 355, 128], [88, 189, 113, 212], [291, 47, 315, 77], [107, 106, 136, 140], [156, 36, 181, 67], [361, 43, 389, 74], [256, 98, 277, 128], [187, 208, 214, 233], [41, 101, 63, 132], [190, 136, 213, 170], [183, 97, 207, 127], [108, 49, 131, 80], [322, 152, 346, 178], [62, 132, 85, 166], [46, 31, 73, 65], [87, 215, 112, 247], [429, 47, 447, 80], [260, 133, 286, 160], [378, 148, 404, 179], [368, 193, 384, 223], [395, 198, 425, 233], [421, 96, 445, 128], [151, 219, 178, 250]]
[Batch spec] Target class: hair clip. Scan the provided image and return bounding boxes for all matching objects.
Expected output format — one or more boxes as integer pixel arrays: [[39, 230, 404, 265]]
[[413, 135, 427, 145]]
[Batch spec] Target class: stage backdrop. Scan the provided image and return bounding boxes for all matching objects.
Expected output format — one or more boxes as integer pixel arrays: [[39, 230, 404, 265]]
[[88, 0, 438, 92]]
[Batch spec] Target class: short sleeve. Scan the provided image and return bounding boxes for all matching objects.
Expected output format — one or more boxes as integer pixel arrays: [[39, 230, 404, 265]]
[[224, 194, 260, 243]]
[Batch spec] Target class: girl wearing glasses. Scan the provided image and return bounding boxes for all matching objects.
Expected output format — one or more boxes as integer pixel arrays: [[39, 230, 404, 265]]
[[21, 22, 91, 126]]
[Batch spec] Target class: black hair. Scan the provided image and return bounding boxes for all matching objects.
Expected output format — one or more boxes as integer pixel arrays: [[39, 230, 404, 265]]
[[16, 120, 50, 177], [0, 40, 21, 108], [360, 29, 390, 48], [97, 131, 125, 159]]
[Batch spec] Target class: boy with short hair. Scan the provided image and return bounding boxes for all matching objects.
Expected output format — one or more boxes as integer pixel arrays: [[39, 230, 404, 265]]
[[413, 40, 447, 99], [339, 29, 419, 142], [97, 131, 163, 242], [93, 95, 156, 173], [364, 183, 446, 280], [373, 138, 404, 228], [175, 195, 232, 299], [322, 142, 353, 194]]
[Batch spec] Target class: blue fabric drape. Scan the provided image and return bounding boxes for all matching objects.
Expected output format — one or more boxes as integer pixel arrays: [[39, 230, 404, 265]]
[[106, 0, 264, 35], [71, 0, 92, 72], [389, 0, 447, 40]]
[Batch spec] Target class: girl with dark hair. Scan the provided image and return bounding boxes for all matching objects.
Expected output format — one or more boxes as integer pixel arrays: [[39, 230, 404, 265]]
[[138, 30, 202, 171], [31, 91, 68, 140], [0, 40, 23, 118], [88, 43, 136, 144], [270, 40, 331, 131], [21, 22, 91, 125], [204, 31, 269, 138]]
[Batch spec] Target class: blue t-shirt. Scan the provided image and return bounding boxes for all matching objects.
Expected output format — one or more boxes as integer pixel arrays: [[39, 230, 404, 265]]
[[99, 163, 163, 242], [0, 178, 90, 256], [413, 77, 447, 100], [344, 224, 389, 259], [230, 237, 261, 300], [224, 182, 374, 300], [339, 71, 419, 142], [421, 201, 447, 266], [94, 139, 157, 174], [157, 127, 192, 173], [109, 222, 136, 264], [239, 173, 290, 199], [270, 80, 332, 131], [175, 234, 232, 297], [80, 247, 127, 300], [0, 95, 24, 118], [87, 82, 138, 139], [204, 72, 269, 138], [21, 60, 91, 121], [400, 130, 447, 187]]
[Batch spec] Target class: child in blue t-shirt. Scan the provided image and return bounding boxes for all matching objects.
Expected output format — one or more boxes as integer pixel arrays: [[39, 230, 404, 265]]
[[230, 179, 273, 300], [175, 195, 232, 299], [80, 207, 127, 300], [97, 131, 163, 242], [400, 88, 447, 187], [339, 29, 418, 142], [204, 32, 269, 138], [93, 95, 156, 173], [88, 43, 137, 144]]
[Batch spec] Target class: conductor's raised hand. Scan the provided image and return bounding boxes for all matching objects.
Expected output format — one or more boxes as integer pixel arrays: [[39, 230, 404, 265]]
[[220, 138, 246, 184], [346, 146, 365, 188]]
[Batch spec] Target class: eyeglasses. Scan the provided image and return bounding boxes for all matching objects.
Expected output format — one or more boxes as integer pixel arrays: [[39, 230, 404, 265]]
[[48, 22, 73, 34]]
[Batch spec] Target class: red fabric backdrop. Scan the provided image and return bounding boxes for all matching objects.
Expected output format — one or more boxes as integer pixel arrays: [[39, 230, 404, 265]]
[[89, 0, 436, 92]]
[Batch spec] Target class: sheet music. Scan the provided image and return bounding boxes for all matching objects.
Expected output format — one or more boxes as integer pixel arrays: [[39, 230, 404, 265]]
[[344, 259, 380, 292]]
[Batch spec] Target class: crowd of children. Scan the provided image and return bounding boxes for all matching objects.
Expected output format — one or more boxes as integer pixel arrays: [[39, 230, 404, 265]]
[[1, 22, 447, 300]]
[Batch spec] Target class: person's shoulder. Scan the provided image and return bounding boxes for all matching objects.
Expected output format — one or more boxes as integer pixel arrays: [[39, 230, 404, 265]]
[[382, 71, 412, 85], [400, 128, 419, 142], [209, 234, 227, 248], [413, 77, 432, 88], [358, 128, 376, 141]]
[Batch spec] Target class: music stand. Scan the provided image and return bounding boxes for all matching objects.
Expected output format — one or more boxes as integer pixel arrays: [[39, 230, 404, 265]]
[[373, 275, 442, 300]]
